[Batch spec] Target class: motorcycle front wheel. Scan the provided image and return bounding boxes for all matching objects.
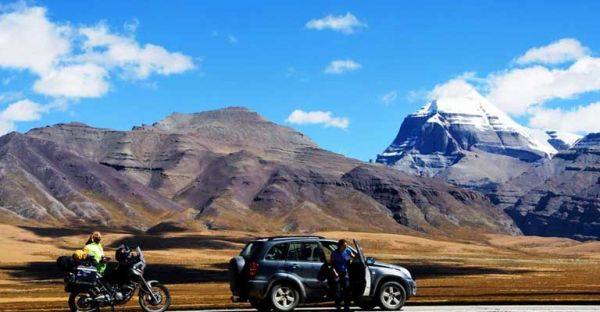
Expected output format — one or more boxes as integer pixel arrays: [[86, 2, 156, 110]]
[[139, 281, 171, 312], [68, 292, 99, 312]]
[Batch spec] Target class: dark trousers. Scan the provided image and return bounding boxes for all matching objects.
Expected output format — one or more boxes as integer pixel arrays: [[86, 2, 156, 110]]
[[334, 272, 350, 312]]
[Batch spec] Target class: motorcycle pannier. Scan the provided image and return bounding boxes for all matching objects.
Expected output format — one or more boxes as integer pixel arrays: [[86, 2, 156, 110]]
[[74, 266, 98, 286]]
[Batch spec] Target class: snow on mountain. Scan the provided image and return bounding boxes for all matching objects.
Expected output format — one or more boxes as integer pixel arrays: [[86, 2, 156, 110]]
[[376, 81, 581, 192], [545, 130, 583, 150]]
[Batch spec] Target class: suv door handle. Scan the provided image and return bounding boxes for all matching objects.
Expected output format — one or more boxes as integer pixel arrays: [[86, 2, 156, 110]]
[[289, 264, 299, 270]]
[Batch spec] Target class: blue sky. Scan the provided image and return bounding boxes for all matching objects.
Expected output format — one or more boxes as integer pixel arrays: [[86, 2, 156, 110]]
[[1, 1, 600, 161]]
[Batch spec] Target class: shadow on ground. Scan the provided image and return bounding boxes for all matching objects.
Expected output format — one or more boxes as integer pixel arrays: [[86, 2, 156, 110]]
[[18, 225, 256, 251], [395, 262, 536, 279], [108, 234, 251, 250], [0, 262, 228, 284], [19, 226, 140, 238], [1, 260, 535, 285]]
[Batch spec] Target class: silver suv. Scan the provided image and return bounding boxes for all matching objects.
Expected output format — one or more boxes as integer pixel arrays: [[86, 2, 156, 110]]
[[229, 236, 416, 311]]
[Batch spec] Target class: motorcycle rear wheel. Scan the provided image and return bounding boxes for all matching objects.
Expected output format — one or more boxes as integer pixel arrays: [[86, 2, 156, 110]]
[[139, 281, 171, 312], [68, 292, 99, 312]]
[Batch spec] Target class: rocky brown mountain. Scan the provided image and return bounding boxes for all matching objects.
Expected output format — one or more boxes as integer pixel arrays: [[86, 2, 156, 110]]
[[494, 133, 600, 241], [1, 107, 517, 235]]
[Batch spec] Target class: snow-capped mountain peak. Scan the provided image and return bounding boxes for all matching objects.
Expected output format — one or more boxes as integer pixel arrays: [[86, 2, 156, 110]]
[[377, 85, 581, 180]]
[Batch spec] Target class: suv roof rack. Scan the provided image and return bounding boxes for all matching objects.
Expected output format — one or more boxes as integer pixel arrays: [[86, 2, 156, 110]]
[[264, 236, 326, 241]]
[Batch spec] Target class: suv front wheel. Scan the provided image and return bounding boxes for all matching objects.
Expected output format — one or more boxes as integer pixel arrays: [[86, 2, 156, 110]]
[[377, 281, 406, 310], [270, 284, 300, 312]]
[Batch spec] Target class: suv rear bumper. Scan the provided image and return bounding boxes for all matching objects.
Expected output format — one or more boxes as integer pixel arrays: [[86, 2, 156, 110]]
[[248, 279, 269, 299]]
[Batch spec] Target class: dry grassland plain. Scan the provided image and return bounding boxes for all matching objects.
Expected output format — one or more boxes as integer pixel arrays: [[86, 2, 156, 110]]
[[1, 225, 600, 311]]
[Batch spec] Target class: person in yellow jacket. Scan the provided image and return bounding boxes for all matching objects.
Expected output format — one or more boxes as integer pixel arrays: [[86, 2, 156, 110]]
[[83, 231, 110, 274]]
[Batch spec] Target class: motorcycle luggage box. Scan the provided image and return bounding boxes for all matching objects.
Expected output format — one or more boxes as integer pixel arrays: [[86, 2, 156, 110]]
[[74, 266, 98, 286]]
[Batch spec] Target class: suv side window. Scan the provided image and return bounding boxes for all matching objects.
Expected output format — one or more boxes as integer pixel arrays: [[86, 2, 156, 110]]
[[322, 242, 336, 262], [287, 242, 322, 262], [264, 243, 287, 261]]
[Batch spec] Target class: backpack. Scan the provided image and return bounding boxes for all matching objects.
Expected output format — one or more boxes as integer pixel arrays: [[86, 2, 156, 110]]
[[56, 255, 76, 273]]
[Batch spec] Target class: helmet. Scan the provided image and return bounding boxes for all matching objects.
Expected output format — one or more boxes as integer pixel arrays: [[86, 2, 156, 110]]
[[73, 250, 87, 261], [115, 245, 131, 263]]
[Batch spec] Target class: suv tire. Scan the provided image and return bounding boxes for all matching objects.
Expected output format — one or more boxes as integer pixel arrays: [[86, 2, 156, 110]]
[[249, 298, 271, 311], [377, 281, 406, 310], [269, 283, 300, 312]]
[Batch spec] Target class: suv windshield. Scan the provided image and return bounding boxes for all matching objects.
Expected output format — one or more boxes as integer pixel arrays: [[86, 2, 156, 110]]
[[240, 242, 263, 259]]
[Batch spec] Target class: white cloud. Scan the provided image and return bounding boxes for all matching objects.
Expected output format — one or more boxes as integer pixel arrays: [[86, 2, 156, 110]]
[[1, 99, 48, 121], [227, 34, 238, 43], [0, 3, 196, 132], [0, 5, 196, 99], [409, 38, 600, 137], [515, 38, 590, 65], [0, 91, 23, 103], [33, 63, 109, 98], [428, 79, 477, 101], [285, 67, 297, 77], [123, 18, 139, 34], [379, 90, 398, 104], [324, 59, 362, 74], [78, 23, 196, 80], [529, 103, 600, 133], [0, 99, 49, 134], [285, 110, 349, 129], [305, 12, 367, 34], [0, 6, 71, 74], [406, 89, 429, 102], [2, 75, 16, 85], [486, 56, 600, 115]]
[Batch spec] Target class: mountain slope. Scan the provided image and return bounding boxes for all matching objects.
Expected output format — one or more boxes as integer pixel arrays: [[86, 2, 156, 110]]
[[376, 84, 581, 193], [0, 133, 186, 229], [496, 133, 600, 240], [1, 107, 517, 235]]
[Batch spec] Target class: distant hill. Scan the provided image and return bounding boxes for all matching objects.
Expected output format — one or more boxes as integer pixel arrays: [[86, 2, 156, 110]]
[[0, 107, 517, 236]]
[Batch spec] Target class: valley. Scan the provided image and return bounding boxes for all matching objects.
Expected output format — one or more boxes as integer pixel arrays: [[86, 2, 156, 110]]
[[1, 225, 600, 311]]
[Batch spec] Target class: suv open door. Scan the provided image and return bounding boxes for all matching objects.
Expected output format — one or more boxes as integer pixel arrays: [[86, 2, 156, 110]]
[[352, 239, 371, 298]]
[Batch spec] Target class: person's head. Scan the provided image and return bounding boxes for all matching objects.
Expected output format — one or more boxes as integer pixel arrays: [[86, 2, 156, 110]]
[[337, 239, 348, 252], [87, 231, 102, 244]]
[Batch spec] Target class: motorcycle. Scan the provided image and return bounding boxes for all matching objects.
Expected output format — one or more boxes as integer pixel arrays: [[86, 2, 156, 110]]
[[63, 246, 171, 312]]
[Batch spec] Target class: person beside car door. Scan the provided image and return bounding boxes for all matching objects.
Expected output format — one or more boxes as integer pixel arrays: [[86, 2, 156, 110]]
[[330, 239, 356, 312]]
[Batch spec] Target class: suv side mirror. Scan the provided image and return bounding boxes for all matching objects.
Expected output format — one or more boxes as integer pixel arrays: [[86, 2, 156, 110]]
[[366, 257, 375, 265]]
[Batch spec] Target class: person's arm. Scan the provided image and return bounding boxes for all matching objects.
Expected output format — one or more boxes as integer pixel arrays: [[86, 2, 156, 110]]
[[330, 254, 339, 277]]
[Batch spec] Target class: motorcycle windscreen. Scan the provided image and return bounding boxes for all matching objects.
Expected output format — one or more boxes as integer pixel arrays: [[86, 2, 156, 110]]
[[136, 247, 145, 262], [352, 239, 371, 297]]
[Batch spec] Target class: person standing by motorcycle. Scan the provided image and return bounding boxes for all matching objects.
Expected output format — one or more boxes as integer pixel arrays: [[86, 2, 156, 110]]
[[331, 239, 356, 312], [84, 231, 110, 274]]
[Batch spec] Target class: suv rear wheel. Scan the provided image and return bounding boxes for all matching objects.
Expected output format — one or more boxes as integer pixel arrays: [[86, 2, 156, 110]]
[[270, 284, 300, 312], [377, 281, 406, 310]]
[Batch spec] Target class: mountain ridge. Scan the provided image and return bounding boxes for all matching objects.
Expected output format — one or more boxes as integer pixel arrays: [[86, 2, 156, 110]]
[[0, 107, 518, 236]]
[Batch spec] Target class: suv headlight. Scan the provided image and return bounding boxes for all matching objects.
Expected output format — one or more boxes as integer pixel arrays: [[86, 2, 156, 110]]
[[399, 267, 412, 279]]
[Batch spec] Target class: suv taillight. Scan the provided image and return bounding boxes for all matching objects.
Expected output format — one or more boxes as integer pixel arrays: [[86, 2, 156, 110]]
[[248, 262, 259, 277]]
